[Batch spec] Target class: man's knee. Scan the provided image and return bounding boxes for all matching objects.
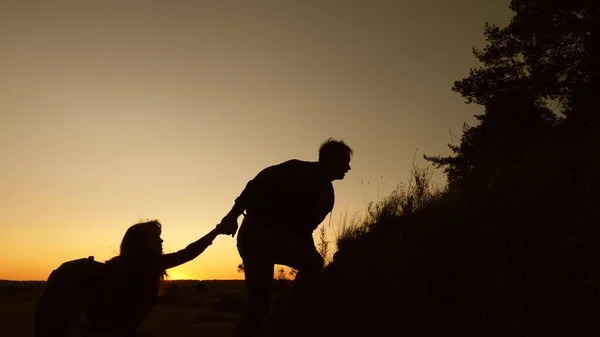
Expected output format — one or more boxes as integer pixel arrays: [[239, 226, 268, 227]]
[[303, 251, 324, 273], [315, 254, 324, 269], [295, 253, 323, 284]]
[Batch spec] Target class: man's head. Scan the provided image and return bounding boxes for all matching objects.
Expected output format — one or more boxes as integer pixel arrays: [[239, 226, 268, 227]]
[[318, 138, 353, 181]]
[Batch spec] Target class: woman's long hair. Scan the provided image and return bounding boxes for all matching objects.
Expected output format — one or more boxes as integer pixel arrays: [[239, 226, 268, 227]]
[[108, 220, 168, 280]]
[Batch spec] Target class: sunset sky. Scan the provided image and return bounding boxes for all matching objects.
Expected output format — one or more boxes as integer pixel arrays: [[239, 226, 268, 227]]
[[0, 1, 512, 281]]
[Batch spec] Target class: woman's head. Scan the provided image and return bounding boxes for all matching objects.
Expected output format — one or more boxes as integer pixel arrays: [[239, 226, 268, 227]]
[[105, 220, 167, 282], [119, 220, 164, 258]]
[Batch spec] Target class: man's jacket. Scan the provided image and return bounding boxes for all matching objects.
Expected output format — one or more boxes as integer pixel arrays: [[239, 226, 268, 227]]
[[234, 159, 334, 238]]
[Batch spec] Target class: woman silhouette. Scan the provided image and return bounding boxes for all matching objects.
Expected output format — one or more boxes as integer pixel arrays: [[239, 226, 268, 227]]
[[77, 219, 228, 337]]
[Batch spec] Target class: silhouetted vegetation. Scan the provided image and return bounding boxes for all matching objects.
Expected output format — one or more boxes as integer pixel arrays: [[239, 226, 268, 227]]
[[304, 1, 600, 336], [425, 0, 599, 190]]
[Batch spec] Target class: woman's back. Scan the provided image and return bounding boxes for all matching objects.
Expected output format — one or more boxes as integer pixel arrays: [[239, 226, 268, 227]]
[[85, 257, 161, 334]]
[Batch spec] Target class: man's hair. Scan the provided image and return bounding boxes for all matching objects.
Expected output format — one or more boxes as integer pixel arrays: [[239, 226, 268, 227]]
[[318, 138, 353, 162]]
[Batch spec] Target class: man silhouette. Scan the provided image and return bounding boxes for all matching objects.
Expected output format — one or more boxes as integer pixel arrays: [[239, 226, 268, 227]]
[[218, 138, 353, 337]]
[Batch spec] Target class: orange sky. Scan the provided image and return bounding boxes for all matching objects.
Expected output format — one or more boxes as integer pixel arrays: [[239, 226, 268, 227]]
[[0, 1, 512, 281]]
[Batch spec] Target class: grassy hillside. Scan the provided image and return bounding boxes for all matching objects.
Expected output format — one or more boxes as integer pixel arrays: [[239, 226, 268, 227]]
[[304, 129, 600, 337]]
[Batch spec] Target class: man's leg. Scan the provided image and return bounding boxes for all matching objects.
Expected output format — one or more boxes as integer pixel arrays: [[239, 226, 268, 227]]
[[274, 237, 324, 310], [232, 234, 274, 337], [269, 236, 324, 337], [233, 220, 324, 335]]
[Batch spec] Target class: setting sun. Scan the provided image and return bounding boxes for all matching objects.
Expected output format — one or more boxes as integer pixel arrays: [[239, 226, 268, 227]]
[[166, 267, 193, 281]]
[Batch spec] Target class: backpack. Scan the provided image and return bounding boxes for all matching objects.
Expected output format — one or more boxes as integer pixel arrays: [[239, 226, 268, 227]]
[[34, 256, 107, 337]]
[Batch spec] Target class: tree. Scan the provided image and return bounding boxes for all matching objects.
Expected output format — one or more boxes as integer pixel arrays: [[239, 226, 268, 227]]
[[426, 0, 599, 188], [455, 0, 598, 117]]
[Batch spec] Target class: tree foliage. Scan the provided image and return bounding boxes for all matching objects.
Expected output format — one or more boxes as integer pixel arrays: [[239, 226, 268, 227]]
[[426, 0, 600, 188]]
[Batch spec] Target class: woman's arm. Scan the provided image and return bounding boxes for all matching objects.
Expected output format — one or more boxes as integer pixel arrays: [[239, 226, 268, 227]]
[[160, 227, 221, 270]]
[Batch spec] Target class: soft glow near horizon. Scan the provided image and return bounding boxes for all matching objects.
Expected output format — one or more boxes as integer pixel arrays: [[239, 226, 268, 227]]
[[0, 1, 512, 281], [166, 267, 194, 281]]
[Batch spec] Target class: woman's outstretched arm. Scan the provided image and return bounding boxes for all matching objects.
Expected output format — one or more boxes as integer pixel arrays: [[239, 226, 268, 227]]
[[161, 226, 223, 270]]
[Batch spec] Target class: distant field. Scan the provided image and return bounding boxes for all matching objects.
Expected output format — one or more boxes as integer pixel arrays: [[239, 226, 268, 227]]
[[0, 279, 249, 337]]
